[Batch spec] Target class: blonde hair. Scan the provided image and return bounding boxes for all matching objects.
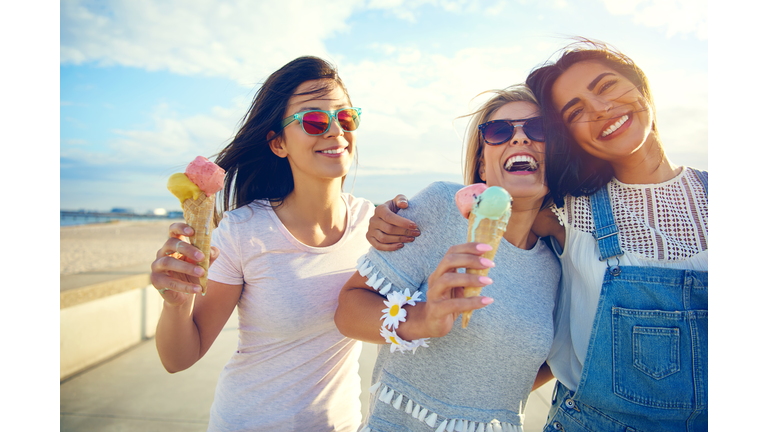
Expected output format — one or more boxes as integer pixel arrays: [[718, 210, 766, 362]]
[[461, 84, 540, 185]]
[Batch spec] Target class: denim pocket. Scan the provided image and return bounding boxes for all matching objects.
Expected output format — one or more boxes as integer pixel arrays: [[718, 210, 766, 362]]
[[611, 307, 700, 410], [632, 326, 680, 379]]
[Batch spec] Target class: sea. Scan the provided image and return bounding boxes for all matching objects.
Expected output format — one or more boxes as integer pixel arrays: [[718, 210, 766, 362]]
[[60, 211, 184, 227]]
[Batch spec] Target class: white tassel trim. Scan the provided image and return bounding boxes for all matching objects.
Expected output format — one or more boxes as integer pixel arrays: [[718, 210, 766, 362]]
[[356, 257, 411, 298], [367, 381, 523, 431]]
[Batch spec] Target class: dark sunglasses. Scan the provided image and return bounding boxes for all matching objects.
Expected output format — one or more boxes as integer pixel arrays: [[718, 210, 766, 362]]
[[478, 117, 545, 145], [279, 107, 362, 136]]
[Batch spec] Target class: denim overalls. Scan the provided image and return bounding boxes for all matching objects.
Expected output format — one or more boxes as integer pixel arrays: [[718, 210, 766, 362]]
[[543, 170, 708, 432]]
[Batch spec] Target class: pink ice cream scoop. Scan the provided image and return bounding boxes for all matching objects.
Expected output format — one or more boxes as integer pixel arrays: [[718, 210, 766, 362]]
[[455, 183, 489, 219], [185, 156, 225, 196]]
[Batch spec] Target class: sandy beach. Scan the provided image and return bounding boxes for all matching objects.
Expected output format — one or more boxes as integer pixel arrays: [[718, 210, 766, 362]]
[[60, 220, 173, 275]]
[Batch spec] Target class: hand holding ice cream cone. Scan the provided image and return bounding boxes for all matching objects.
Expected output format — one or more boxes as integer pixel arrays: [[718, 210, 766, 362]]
[[396, 242, 497, 341], [165, 156, 225, 295], [151, 223, 221, 304], [455, 184, 512, 328]]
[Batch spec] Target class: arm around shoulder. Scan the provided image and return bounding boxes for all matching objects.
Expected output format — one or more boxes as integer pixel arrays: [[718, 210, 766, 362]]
[[532, 207, 565, 250]]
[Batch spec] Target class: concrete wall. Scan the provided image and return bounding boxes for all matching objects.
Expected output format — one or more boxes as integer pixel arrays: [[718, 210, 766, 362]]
[[61, 280, 163, 381]]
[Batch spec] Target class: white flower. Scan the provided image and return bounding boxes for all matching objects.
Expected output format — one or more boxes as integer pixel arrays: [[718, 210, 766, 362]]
[[408, 337, 430, 354], [380, 327, 410, 353], [381, 291, 408, 329], [402, 288, 422, 306]]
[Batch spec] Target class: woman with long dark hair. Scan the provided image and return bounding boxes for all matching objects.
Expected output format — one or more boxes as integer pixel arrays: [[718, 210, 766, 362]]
[[526, 39, 707, 432], [150, 56, 372, 431]]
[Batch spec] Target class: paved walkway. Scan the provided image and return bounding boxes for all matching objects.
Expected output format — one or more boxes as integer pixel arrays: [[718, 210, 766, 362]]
[[61, 311, 556, 431]]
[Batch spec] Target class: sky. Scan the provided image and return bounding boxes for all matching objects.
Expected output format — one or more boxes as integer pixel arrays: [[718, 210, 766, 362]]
[[59, 0, 709, 213]]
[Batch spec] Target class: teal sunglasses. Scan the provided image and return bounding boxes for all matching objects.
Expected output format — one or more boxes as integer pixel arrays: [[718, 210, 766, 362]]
[[279, 107, 362, 136]]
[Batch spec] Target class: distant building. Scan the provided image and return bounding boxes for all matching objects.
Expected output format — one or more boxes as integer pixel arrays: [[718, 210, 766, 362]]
[[110, 208, 134, 214]]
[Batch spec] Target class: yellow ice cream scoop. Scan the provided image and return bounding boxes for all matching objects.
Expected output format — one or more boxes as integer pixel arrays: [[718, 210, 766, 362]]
[[167, 173, 202, 205]]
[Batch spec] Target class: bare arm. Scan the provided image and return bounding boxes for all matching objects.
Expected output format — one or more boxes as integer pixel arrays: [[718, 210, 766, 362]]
[[335, 243, 497, 343], [367, 195, 421, 251], [532, 207, 566, 249], [150, 223, 243, 373], [532, 362, 555, 391]]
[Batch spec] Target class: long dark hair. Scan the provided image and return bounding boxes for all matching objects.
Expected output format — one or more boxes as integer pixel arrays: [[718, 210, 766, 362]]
[[214, 56, 351, 223], [526, 38, 658, 207]]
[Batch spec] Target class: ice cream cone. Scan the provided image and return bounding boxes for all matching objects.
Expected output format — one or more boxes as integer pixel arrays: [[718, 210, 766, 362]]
[[182, 192, 216, 294], [462, 213, 508, 328]]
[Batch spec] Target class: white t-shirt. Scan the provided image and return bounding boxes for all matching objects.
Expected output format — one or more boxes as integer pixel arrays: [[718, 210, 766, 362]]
[[547, 167, 708, 391], [206, 193, 375, 432]]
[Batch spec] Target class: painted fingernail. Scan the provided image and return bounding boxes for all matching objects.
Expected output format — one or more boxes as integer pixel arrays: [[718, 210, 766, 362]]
[[404, 237, 415, 242], [411, 230, 421, 236], [194, 267, 205, 276], [192, 286, 202, 293], [477, 244, 493, 252], [479, 276, 493, 285], [397, 243, 404, 249], [184, 228, 194, 235], [479, 258, 495, 268], [481, 297, 494, 305], [195, 251, 204, 260]]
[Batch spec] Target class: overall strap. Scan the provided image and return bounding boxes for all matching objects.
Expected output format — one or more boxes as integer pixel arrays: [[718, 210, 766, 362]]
[[590, 184, 623, 276], [691, 168, 708, 195]]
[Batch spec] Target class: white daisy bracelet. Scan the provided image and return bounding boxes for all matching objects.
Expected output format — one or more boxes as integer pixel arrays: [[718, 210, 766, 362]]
[[380, 289, 430, 353]]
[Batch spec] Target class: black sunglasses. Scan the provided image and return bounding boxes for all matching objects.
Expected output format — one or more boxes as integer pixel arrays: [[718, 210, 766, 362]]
[[478, 117, 545, 145]]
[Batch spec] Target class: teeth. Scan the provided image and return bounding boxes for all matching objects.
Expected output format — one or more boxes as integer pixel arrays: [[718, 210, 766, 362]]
[[601, 115, 629, 137], [504, 154, 538, 171], [320, 148, 345, 154]]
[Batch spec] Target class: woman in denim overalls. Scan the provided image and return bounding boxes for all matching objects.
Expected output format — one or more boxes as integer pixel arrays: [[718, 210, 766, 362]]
[[525, 39, 708, 431]]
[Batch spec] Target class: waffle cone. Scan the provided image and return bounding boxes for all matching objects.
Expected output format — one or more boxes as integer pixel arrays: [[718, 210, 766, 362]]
[[182, 193, 215, 294], [461, 213, 508, 328]]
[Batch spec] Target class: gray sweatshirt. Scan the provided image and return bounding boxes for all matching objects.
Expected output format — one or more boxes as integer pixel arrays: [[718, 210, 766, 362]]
[[358, 182, 561, 432]]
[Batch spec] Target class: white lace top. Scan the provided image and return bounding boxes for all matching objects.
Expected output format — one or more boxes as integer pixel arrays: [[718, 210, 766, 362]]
[[546, 167, 708, 391]]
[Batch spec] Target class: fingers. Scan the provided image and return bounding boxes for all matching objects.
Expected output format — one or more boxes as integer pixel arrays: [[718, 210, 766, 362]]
[[150, 268, 203, 295], [366, 234, 405, 252], [428, 271, 493, 300], [367, 202, 420, 250], [150, 223, 210, 297], [377, 202, 419, 232], [366, 229, 414, 251], [431, 294, 494, 317], [427, 243, 495, 299], [169, 222, 195, 238], [431, 243, 495, 276], [392, 194, 409, 210], [157, 237, 205, 262]]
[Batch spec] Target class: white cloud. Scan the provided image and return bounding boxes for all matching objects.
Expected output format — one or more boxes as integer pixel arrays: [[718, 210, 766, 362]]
[[366, 0, 485, 22], [601, 0, 707, 39], [60, 0, 361, 85], [59, 0, 708, 207], [61, 100, 246, 169]]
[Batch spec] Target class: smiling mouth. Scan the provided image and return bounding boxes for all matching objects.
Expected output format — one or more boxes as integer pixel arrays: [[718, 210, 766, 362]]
[[601, 114, 629, 138], [319, 147, 346, 155], [504, 154, 538, 172]]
